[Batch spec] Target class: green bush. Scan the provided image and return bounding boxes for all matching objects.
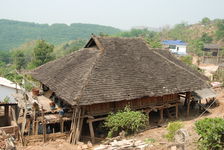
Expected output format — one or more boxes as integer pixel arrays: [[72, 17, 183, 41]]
[[165, 121, 183, 141], [195, 118, 224, 150], [144, 138, 156, 144], [104, 106, 148, 137]]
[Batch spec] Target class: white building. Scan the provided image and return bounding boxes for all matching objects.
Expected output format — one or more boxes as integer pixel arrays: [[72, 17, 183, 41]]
[[0, 77, 22, 103], [161, 40, 187, 55]]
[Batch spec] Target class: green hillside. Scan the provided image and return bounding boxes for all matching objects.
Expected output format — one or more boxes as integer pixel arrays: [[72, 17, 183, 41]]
[[0, 19, 121, 50]]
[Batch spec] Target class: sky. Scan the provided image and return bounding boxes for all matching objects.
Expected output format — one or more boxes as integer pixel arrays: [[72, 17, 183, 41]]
[[0, 0, 224, 30]]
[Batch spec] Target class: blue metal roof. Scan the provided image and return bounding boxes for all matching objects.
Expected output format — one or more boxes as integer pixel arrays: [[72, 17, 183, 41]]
[[161, 40, 187, 46]]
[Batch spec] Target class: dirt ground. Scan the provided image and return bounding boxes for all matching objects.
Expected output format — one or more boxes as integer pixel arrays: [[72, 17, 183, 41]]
[[17, 88, 224, 150]]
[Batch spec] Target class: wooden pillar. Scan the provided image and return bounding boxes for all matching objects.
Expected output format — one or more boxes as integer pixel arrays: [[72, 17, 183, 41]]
[[186, 92, 191, 117], [175, 104, 179, 119], [76, 108, 85, 142], [217, 48, 220, 64], [15, 105, 18, 120], [4, 105, 9, 117], [159, 108, 164, 123], [88, 120, 95, 144], [60, 119, 64, 133], [41, 109, 46, 142], [146, 111, 150, 126], [203, 51, 205, 62], [32, 109, 36, 135], [35, 121, 39, 135]]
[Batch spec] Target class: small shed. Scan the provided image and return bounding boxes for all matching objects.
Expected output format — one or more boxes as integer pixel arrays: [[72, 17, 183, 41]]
[[203, 44, 222, 56], [0, 77, 22, 103], [161, 40, 187, 55]]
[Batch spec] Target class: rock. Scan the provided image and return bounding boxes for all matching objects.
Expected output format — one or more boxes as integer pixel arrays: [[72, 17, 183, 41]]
[[77, 141, 84, 145], [174, 129, 189, 143], [94, 138, 151, 150], [171, 146, 177, 150], [87, 141, 93, 148], [81, 144, 88, 149], [94, 144, 110, 150]]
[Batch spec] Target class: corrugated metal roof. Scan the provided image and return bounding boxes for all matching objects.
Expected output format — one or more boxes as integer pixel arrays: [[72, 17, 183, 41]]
[[203, 44, 221, 50], [193, 88, 216, 99], [0, 77, 21, 90], [161, 40, 187, 46]]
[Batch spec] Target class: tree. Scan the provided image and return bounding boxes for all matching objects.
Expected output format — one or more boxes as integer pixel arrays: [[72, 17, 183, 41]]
[[201, 17, 211, 25], [216, 20, 224, 40], [195, 118, 224, 150], [0, 51, 11, 64], [31, 40, 54, 68], [200, 33, 213, 43], [13, 50, 26, 70]]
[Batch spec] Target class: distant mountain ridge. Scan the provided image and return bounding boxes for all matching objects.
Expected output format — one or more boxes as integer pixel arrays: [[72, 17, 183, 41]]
[[0, 19, 121, 50]]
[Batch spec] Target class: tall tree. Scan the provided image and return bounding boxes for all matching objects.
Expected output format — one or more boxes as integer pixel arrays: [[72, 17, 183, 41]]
[[201, 17, 211, 25], [200, 33, 213, 43], [32, 40, 54, 67], [13, 50, 26, 70], [216, 20, 224, 40]]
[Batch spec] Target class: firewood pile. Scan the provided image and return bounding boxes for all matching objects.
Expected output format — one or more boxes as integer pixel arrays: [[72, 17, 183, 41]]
[[94, 139, 152, 150], [0, 130, 16, 150]]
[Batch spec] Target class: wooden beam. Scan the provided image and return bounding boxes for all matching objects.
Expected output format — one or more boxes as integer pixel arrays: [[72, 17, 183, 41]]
[[87, 117, 106, 123]]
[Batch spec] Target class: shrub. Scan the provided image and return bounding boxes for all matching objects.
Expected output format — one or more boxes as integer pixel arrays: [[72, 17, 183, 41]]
[[104, 106, 148, 137], [195, 118, 224, 150], [165, 121, 183, 141], [144, 138, 156, 144]]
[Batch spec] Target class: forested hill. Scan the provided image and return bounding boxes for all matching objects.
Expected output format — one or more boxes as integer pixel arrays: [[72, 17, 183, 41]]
[[0, 19, 121, 50]]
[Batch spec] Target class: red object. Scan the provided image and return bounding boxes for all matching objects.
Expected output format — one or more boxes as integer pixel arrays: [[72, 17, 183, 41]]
[[32, 88, 39, 96]]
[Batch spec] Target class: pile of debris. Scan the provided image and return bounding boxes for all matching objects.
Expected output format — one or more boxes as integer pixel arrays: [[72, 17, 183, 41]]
[[0, 130, 16, 150], [94, 139, 152, 150]]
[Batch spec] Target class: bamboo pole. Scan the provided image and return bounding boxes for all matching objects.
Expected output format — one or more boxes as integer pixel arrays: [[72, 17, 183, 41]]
[[41, 108, 46, 143]]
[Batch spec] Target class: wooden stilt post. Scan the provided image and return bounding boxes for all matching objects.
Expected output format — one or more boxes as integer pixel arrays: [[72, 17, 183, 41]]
[[187, 99, 191, 117], [61, 120, 64, 133], [76, 107, 85, 142], [69, 107, 78, 144], [32, 110, 36, 135], [159, 108, 164, 124], [35, 121, 39, 135], [175, 104, 178, 119], [186, 92, 191, 117], [88, 120, 95, 144], [41, 109, 46, 142], [5, 105, 9, 118], [146, 111, 150, 126], [60, 117, 63, 133], [73, 108, 81, 144]]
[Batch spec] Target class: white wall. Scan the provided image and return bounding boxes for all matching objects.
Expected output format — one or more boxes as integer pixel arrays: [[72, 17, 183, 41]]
[[0, 85, 19, 102], [169, 45, 187, 55]]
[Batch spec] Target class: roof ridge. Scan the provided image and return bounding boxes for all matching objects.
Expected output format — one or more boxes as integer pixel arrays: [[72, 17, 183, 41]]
[[73, 38, 105, 105], [152, 49, 208, 86]]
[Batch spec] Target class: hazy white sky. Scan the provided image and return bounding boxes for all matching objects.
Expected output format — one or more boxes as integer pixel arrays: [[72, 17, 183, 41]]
[[0, 0, 224, 29]]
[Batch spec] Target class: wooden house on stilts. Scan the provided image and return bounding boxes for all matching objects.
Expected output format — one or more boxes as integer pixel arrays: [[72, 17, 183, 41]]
[[29, 36, 209, 144]]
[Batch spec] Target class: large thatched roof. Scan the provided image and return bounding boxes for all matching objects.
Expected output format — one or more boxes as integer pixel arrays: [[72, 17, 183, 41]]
[[30, 36, 209, 106]]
